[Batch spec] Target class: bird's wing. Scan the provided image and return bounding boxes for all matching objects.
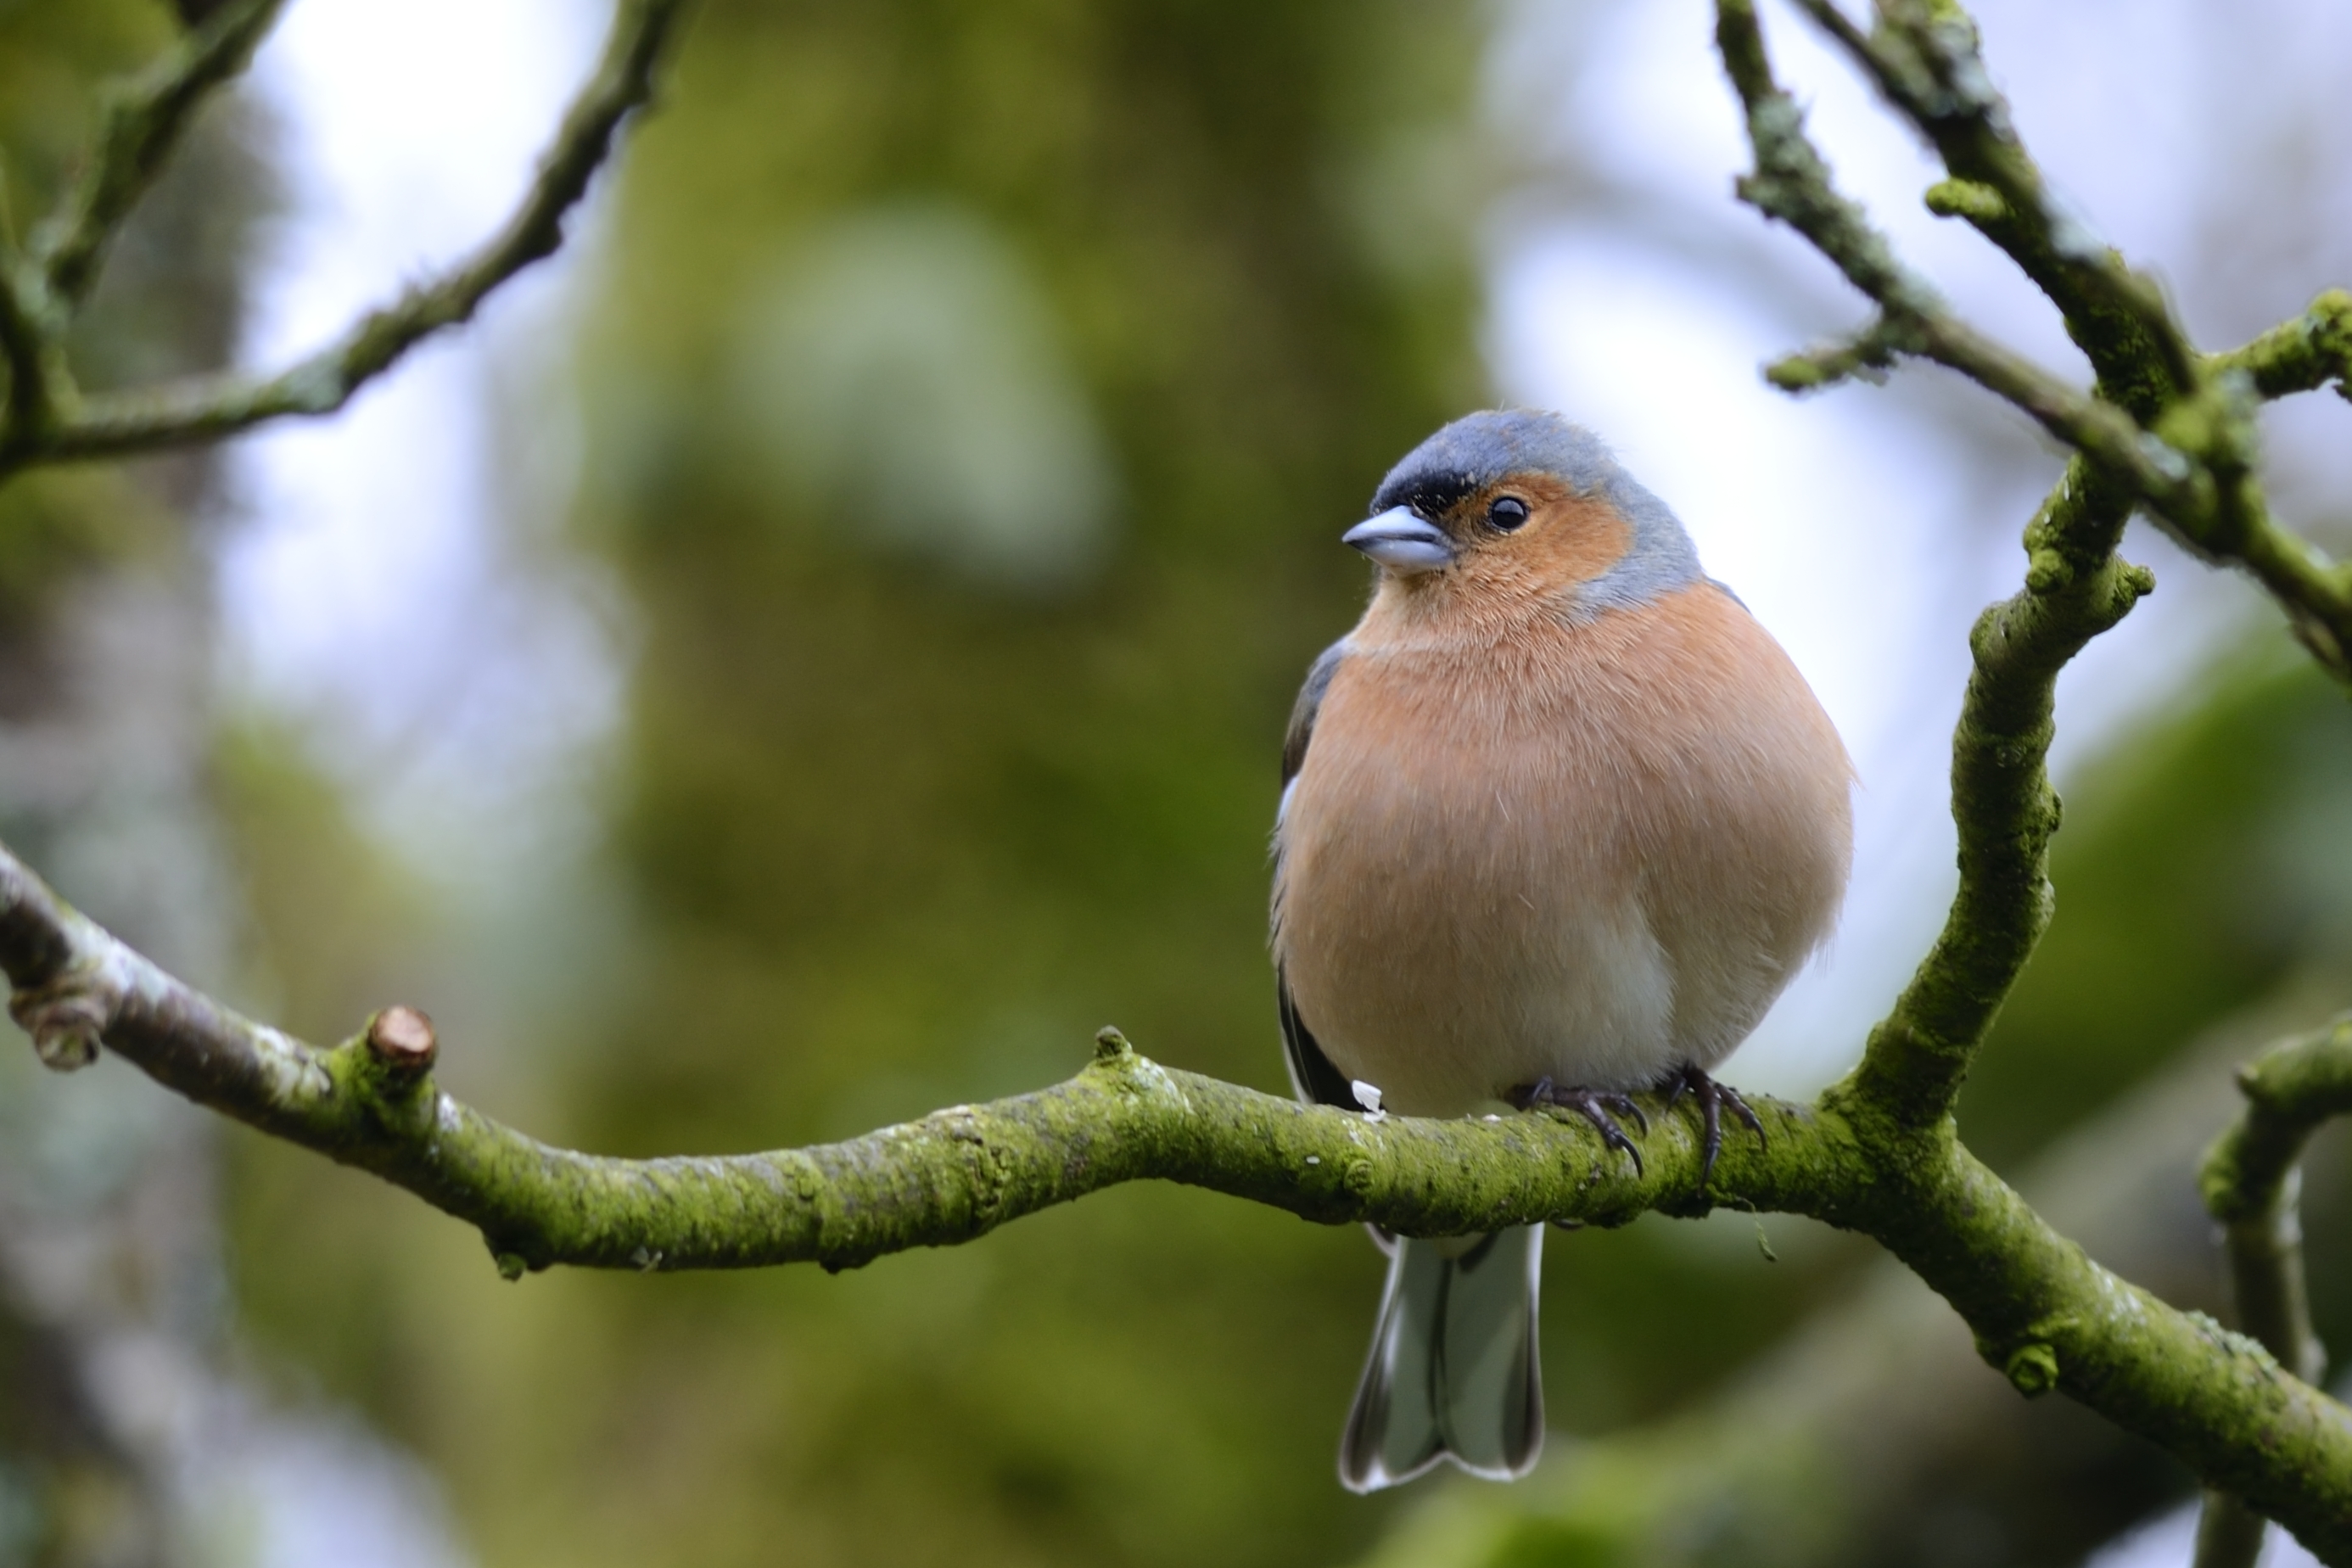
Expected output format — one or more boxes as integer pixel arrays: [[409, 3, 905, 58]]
[[1280, 639, 1347, 789], [1275, 640, 1357, 1110], [1279, 962, 1357, 1109]]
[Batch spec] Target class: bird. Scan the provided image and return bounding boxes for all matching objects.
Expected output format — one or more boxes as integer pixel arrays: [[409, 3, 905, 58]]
[[1270, 408, 1853, 1492]]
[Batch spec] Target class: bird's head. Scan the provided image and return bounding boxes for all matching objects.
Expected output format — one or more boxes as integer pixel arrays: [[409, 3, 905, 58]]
[[1345, 409, 1703, 620]]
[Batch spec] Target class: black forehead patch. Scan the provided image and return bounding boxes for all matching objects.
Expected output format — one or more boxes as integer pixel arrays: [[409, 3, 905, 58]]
[[1375, 467, 1477, 521]]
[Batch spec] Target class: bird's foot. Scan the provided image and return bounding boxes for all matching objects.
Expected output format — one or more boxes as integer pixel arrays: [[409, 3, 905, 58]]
[[1510, 1076, 1648, 1176], [1661, 1064, 1766, 1189]]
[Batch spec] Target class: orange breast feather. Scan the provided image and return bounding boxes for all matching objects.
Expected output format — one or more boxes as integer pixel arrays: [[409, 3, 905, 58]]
[[1274, 582, 1851, 1116]]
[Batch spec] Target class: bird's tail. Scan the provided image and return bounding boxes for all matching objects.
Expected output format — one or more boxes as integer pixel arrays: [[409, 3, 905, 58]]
[[1338, 1224, 1543, 1492]]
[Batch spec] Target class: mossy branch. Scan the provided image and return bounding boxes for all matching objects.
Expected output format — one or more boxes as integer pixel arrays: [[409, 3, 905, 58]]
[[1706, 8, 2352, 1548], [7, 831, 2352, 1554], [1789, 0, 2195, 417], [0, 830, 1858, 1270], [0, 0, 688, 481], [2211, 291, 2352, 404], [2193, 1016, 2352, 1568], [1837, 457, 2148, 1128], [1715, 0, 2352, 685], [2204, 1014, 2352, 1248], [1712, 0, 2170, 491], [29, 0, 288, 315]]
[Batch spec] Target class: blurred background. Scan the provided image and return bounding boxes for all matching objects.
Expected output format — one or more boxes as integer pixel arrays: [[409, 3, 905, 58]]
[[2, 0, 2350, 1564]]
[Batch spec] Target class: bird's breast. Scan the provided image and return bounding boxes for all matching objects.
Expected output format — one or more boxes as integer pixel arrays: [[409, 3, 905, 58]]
[[1273, 585, 1851, 1116]]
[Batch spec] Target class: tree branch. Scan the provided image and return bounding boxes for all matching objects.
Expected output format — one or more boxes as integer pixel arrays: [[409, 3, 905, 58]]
[[1789, 0, 2196, 416], [0, 0, 689, 482], [1371, 1003, 2340, 1568], [0, 832, 1857, 1274], [1838, 458, 2149, 1127], [7, 0, 2350, 1553], [2194, 1016, 2352, 1568], [6, 828, 2352, 1554], [1714, 0, 2352, 686], [28, 0, 288, 315], [1712, 0, 2167, 485], [2210, 291, 2352, 403]]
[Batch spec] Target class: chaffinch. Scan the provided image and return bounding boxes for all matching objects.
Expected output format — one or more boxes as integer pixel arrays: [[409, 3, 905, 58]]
[[1271, 409, 1853, 1492]]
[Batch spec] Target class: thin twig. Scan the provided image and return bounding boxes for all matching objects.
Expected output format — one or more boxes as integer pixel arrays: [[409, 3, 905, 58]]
[[2192, 1015, 2352, 1568], [29, 0, 290, 313], [1721, 0, 2156, 1129], [1716, 0, 2352, 686], [2201, 1016, 2352, 1369], [1711, 3, 2192, 512], [0, 0, 688, 481], [2209, 290, 2352, 404], [1789, 0, 2196, 413]]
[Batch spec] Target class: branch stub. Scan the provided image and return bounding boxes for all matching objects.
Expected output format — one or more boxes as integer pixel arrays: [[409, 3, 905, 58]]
[[2006, 1341, 2061, 1398], [367, 1005, 438, 1073]]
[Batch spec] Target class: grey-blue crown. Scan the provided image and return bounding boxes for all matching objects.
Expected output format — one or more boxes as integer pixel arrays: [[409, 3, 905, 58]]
[[1370, 409, 1705, 618]]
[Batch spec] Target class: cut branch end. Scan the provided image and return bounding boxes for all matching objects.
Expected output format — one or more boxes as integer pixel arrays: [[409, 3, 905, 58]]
[[366, 1005, 438, 1073]]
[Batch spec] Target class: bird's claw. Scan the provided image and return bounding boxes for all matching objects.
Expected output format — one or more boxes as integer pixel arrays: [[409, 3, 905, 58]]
[[1511, 1076, 1647, 1176], [1662, 1064, 1766, 1189]]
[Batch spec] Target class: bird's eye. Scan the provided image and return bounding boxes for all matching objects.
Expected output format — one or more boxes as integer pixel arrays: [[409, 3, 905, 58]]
[[1487, 496, 1530, 532]]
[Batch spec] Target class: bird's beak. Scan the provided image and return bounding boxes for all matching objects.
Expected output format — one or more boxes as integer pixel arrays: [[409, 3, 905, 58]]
[[1342, 507, 1454, 574]]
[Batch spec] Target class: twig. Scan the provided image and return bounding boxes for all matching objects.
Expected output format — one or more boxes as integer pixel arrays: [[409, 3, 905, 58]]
[[28, 0, 289, 314], [1714, 0, 2352, 686], [0, 0, 688, 481], [0, 831, 1830, 1270], [1711, 3, 2194, 513], [2210, 290, 2352, 404], [2201, 1017, 2351, 1378], [2192, 1015, 2352, 1568], [1765, 313, 1912, 392], [1836, 458, 2150, 1127], [1789, 0, 2195, 413]]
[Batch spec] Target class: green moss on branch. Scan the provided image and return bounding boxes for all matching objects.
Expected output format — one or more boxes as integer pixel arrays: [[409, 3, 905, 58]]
[[1792, 0, 2194, 416], [1718, 0, 2352, 687], [1840, 460, 2149, 1128], [7, 832, 2352, 1554], [1715, 1, 2196, 514], [2192, 1016, 2352, 1566], [2204, 1015, 2352, 1231], [2210, 292, 2352, 403], [1863, 1133, 2352, 1562]]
